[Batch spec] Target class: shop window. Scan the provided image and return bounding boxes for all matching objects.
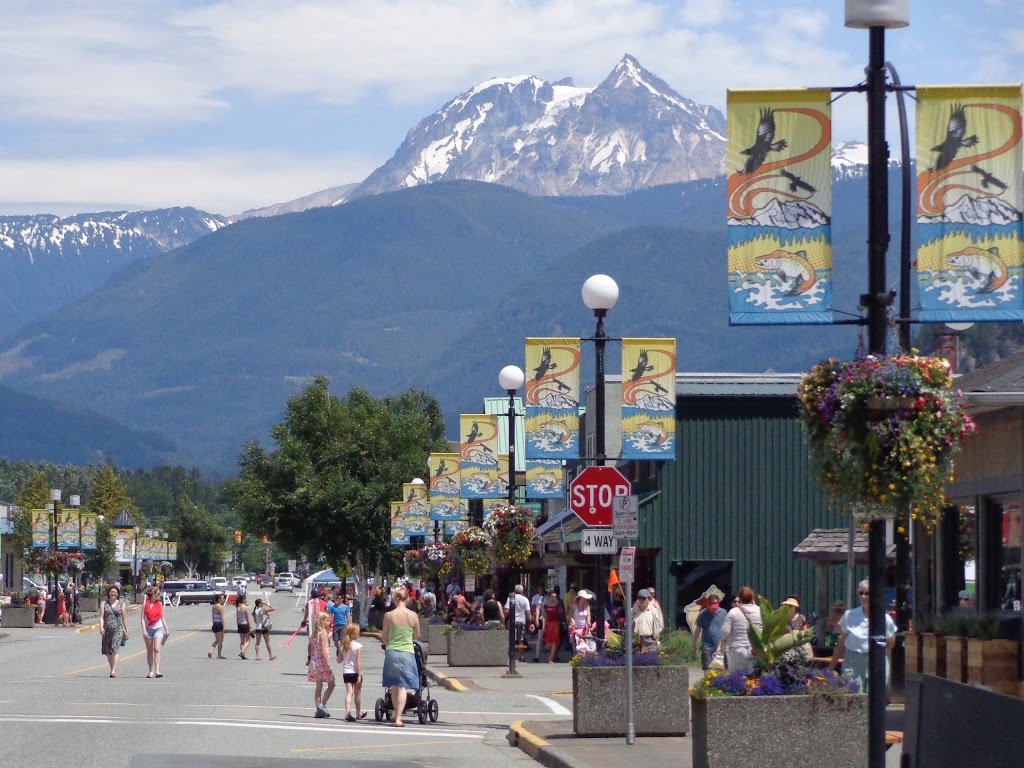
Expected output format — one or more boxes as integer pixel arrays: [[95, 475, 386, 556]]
[[999, 501, 1021, 610]]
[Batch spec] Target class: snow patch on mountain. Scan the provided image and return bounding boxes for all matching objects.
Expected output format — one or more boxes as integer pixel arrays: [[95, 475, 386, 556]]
[[729, 199, 831, 229], [922, 195, 1023, 226], [832, 140, 868, 168]]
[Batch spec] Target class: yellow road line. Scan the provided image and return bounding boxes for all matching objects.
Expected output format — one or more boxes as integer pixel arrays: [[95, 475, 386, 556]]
[[62, 630, 200, 676], [293, 739, 469, 754]]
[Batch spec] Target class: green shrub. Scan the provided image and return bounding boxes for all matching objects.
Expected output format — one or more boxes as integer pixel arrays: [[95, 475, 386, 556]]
[[659, 628, 701, 665]]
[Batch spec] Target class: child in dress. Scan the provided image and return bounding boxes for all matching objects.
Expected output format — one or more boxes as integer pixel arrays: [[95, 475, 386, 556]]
[[308, 612, 336, 718]]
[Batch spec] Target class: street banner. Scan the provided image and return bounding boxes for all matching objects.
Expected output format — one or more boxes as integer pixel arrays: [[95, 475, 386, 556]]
[[113, 528, 133, 563], [460, 414, 501, 498], [168, 541, 177, 561], [401, 482, 430, 539], [727, 88, 833, 325], [31, 508, 49, 548], [140, 537, 151, 560], [526, 459, 564, 499], [483, 498, 506, 518], [915, 84, 1024, 322], [57, 508, 80, 550], [80, 512, 97, 550], [497, 453, 510, 499], [444, 518, 468, 536], [428, 452, 465, 520], [390, 501, 410, 546], [524, 338, 581, 458], [621, 338, 677, 459]]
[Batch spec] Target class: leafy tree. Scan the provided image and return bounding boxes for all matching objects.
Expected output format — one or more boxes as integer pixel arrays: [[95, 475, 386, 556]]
[[82, 465, 140, 579], [232, 377, 447, 604], [83, 515, 117, 580], [167, 495, 228, 578], [11, 469, 53, 569]]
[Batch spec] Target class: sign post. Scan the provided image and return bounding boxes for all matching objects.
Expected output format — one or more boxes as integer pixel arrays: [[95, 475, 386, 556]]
[[619, 546, 636, 746]]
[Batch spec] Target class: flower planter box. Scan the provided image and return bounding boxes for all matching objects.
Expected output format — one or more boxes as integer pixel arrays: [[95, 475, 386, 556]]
[[1, 606, 37, 628], [573, 665, 689, 737], [692, 694, 868, 768], [420, 620, 447, 656], [944, 636, 969, 683], [446, 628, 509, 666], [921, 633, 946, 678], [904, 632, 922, 676], [78, 596, 99, 613], [967, 638, 1020, 696]]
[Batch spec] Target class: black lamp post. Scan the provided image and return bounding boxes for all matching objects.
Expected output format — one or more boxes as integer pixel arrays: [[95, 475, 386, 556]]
[[582, 274, 619, 642], [498, 364, 526, 676], [846, 2, 909, 767]]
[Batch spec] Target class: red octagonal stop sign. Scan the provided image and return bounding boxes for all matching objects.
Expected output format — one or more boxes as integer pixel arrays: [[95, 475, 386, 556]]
[[569, 466, 631, 527]]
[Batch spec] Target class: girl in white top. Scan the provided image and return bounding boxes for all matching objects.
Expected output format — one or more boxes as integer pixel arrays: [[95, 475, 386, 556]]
[[715, 586, 764, 673], [340, 624, 366, 722]]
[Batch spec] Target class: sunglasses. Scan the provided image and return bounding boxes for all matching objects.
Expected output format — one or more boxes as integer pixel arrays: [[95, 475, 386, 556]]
[[858, 591, 870, 596]]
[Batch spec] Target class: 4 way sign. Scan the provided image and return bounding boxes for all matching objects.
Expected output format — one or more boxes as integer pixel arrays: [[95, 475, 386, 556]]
[[581, 527, 618, 555]]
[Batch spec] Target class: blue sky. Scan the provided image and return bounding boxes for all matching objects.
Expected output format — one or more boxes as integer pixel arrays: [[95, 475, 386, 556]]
[[0, 0, 1020, 216]]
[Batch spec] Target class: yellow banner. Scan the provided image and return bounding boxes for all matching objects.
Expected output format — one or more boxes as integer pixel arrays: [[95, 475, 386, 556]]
[[727, 88, 833, 325], [390, 501, 410, 546], [525, 459, 564, 499], [524, 338, 581, 458], [621, 338, 677, 459], [428, 453, 463, 519], [460, 414, 501, 498], [168, 541, 177, 561], [401, 483, 430, 538], [31, 508, 49, 548], [56, 509, 80, 550], [915, 84, 1024, 322], [80, 512, 97, 550]]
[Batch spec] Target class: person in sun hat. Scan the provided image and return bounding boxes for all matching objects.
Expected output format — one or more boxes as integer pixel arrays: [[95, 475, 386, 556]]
[[692, 595, 728, 670], [781, 595, 812, 660]]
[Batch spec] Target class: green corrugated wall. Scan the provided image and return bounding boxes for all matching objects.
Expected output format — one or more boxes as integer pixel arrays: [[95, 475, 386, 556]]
[[642, 396, 863, 629]]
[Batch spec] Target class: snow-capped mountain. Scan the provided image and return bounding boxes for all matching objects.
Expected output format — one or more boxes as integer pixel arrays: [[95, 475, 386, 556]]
[[352, 54, 726, 199], [729, 198, 831, 229], [234, 184, 359, 220], [831, 140, 868, 168], [924, 194, 1023, 226], [0, 207, 227, 337]]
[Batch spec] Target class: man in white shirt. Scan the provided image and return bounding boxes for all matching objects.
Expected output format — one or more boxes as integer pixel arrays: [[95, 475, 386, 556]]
[[631, 588, 664, 653], [504, 584, 534, 662]]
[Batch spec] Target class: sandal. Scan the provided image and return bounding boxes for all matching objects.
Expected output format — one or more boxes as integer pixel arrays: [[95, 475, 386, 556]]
[[345, 714, 356, 722], [358, 711, 367, 719]]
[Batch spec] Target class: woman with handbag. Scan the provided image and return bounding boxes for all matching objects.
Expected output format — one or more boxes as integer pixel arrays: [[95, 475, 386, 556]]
[[252, 598, 277, 660], [99, 584, 128, 678], [141, 586, 169, 679], [714, 586, 763, 673]]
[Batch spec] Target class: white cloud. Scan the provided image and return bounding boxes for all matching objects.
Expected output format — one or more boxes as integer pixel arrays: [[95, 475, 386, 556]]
[[0, 149, 378, 216]]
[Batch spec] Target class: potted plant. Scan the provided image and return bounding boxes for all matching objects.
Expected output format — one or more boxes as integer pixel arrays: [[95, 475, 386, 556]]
[[482, 504, 535, 566], [940, 615, 970, 683], [690, 597, 864, 768], [452, 526, 491, 576], [2, 594, 37, 627], [798, 354, 976, 525], [444, 620, 508, 666], [965, 614, 1020, 696], [916, 614, 947, 678]]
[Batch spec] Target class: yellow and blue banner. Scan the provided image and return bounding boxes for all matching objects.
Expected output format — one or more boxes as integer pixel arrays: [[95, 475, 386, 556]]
[[57, 509, 80, 550], [621, 338, 677, 459], [727, 89, 833, 325], [444, 518, 468, 536], [526, 459, 564, 499], [31, 508, 49, 548], [80, 512, 97, 550], [168, 541, 177, 561], [401, 482, 430, 538], [915, 85, 1023, 322], [428, 452, 465, 520], [390, 501, 410, 546], [460, 414, 501, 498], [497, 454, 510, 499], [524, 338, 581, 458]]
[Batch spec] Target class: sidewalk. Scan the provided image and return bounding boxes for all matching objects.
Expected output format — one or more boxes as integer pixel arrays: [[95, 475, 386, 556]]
[[427, 658, 905, 768]]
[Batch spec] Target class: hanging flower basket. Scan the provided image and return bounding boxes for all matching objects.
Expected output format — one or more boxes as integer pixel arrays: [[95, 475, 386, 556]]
[[41, 550, 83, 574], [798, 354, 977, 525], [403, 549, 425, 577], [452, 526, 491, 575], [482, 504, 536, 566], [421, 542, 454, 577]]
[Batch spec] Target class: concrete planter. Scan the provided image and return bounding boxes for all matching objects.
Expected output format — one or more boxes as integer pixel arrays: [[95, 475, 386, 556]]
[[78, 596, 99, 613], [573, 665, 689, 737], [921, 633, 946, 678], [967, 638, 1020, 696], [692, 694, 868, 768], [2, 606, 37, 627], [420, 620, 448, 655], [944, 636, 969, 683], [446, 628, 508, 666]]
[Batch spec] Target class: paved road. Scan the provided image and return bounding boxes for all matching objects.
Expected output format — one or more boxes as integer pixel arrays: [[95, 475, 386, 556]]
[[0, 600, 565, 768]]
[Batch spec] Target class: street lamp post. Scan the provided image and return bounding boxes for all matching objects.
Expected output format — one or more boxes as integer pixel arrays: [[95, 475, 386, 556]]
[[582, 274, 619, 642], [133, 525, 140, 593], [845, 3, 909, 767], [498, 364, 526, 677]]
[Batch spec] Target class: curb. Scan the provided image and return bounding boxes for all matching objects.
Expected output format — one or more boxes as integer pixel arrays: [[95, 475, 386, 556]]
[[75, 622, 99, 634], [425, 666, 469, 692], [507, 720, 589, 768]]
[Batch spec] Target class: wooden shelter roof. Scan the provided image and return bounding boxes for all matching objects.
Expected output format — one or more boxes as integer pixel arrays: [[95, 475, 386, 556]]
[[792, 527, 895, 564]]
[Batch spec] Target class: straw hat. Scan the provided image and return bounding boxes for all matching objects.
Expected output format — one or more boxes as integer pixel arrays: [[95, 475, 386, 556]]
[[576, 589, 595, 601], [781, 597, 800, 609]]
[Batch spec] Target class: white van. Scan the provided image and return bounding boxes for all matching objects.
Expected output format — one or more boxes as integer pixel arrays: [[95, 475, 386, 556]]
[[275, 573, 294, 592]]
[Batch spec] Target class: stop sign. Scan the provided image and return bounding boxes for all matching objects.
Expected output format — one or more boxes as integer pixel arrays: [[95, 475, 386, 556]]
[[569, 466, 631, 527]]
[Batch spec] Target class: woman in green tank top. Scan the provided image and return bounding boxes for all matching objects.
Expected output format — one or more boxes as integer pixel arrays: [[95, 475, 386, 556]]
[[380, 587, 421, 727]]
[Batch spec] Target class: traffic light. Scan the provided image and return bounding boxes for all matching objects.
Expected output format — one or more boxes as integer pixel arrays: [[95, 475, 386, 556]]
[[234, 529, 242, 544]]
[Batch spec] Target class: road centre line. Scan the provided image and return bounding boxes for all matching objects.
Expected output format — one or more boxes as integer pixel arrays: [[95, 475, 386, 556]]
[[292, 739, 473, 754], [61, 630, 199, 676]]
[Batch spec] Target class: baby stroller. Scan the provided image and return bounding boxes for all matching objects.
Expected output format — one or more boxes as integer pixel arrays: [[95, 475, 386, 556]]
[[374, 639, 438, 724]]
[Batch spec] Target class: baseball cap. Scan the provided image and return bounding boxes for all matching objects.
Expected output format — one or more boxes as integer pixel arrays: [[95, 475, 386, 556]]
[[637, 589, 651, 599], [310, 588, 320, 598]]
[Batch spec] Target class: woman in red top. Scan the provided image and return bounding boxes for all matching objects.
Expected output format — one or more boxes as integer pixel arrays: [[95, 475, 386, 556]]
[[541, 590, 564, 663], [141, 586, 169, 678]]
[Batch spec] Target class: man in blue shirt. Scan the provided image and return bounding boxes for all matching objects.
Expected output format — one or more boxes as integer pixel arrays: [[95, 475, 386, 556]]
[[327, 593, 351, 659], [692, 595, 728, 670]]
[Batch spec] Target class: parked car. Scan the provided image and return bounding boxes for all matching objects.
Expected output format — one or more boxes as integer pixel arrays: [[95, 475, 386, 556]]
[[256, 573, 268, 586], [274, 573, 294, 592], [209, 577, 229, 590], [231, 576, 248, 587], [162, 580, 226, 605]]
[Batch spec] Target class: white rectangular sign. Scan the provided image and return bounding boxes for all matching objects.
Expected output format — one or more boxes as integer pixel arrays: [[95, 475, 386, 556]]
[[618, 546, 636, 583], [613, 494, 639, 538], [581, 527, 618, 554]]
